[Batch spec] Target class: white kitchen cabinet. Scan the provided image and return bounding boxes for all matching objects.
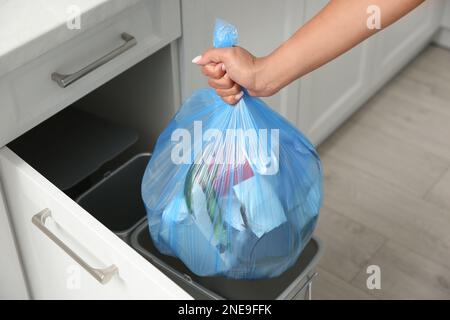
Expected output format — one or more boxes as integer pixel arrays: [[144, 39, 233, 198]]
[[434, 0, 450, 48], [296, 1, 376, 144], [442, 0, 450, 29], [0, 183, 29, 299], [370, 0, 445, 90], [298, 0, 445, 145]]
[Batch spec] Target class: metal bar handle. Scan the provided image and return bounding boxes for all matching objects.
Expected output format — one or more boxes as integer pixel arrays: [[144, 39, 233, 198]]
[[32, 208, 118, 285], [51, 32, 137, 88]]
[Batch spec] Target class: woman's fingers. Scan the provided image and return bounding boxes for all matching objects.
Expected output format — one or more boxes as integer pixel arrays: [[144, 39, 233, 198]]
[[201, 63, 225, 79], [221, 91, 244, 105], [208, 73, 234, 89], [192, 48, 244, 105], [215, 83, 241, 97], [222, 95, 239, 105], [192, 48, 231, 66], [210, 74, 243, 106]]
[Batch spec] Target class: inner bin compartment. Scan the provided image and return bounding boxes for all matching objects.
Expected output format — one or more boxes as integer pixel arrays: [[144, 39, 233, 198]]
[[76, 153, 150, 243], [131, 221, 322, 300], [7, 45, 176, 200], [8, 107, 138, 198]]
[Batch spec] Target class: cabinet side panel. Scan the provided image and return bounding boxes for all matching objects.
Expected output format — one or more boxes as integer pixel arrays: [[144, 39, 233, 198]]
[[0, 173, 29, 299]]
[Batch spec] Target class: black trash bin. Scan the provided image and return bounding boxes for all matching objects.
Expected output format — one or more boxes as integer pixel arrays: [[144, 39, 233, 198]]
[[130, 221, 322, 300], [76, 153, 150, 243]]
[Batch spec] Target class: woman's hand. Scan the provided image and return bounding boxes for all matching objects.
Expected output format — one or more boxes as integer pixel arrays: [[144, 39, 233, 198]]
[[192, 47, 276, 105], [192, 0, 425, 106]]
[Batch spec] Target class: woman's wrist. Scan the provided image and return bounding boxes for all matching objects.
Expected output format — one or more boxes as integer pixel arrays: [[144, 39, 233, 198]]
[[253, 41, 308, 97], [252, 55, 281, 97]]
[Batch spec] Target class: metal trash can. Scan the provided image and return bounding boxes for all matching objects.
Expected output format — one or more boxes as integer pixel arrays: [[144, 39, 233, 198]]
[[76, 153, 150, 243], [130, 220, 323, 300]]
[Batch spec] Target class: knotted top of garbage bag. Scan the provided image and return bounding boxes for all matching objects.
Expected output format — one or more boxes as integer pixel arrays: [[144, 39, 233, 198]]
[[212, 19, 248, 100], [213, 19, 238, 49]]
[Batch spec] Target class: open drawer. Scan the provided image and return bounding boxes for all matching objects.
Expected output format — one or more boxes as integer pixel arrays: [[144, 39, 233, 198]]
[[0, 5, 191, 299], [0, 147, 191, 299], [0, 145, 322, 300]]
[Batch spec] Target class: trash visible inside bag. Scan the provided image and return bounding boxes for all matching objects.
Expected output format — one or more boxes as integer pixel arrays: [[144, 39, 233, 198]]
[[142, 19, 322, 279]]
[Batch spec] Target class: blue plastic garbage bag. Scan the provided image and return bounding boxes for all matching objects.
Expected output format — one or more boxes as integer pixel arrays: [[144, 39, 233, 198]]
[[142, 19, 322, 279]]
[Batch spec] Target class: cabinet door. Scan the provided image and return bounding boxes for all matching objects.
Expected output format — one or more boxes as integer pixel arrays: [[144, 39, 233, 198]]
[[297, 0, 375, 145], [442, 0, 450, 28], [0, 184, 29, 299], [0, 147, 191, 299], [179, 0, 306, 122], [297, 0, 445, 145], [370, 0, 445, 88]]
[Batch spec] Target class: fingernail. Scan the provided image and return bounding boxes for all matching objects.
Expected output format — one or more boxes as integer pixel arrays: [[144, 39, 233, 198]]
[[235, 91, 244, 100], [221, 63, 226, 71], [192, 55, 202, 64]]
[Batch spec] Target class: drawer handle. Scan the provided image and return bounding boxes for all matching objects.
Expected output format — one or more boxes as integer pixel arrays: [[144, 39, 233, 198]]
[[51, 32, 137, 88], [32, 208, 118, 285]]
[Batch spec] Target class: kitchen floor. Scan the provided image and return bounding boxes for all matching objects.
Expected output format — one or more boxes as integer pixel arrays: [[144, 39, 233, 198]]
[[311, 45, 450, 300]]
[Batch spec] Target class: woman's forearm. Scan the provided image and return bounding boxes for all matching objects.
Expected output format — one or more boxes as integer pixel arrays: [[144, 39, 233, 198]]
[[258, 0, 425, 94]]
